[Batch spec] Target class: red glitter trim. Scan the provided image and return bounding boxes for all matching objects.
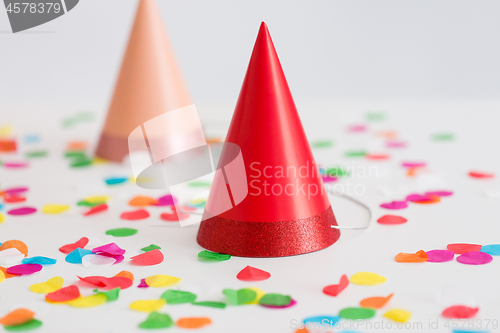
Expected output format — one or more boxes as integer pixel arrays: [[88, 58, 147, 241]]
[[197, 206, 340, 257]]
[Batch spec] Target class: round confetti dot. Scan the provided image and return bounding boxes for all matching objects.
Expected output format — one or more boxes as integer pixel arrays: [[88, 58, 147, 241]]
[[377, 215, 408, 225], [426, 250, 454, 263], [480, 244, 500, 256]]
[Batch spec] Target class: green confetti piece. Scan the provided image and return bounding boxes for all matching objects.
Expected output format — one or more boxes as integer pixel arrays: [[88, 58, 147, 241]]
[[366, 111, 387, 122], [339, 307, 376, 320], [70, 156, 93, 168], [432, 133, 454, 141], [345, 150, 366, 158], [160, 290, 197, 304], [188, 181, 212, 187], [258, 293, 292, 307], [198, 250, 231, 261], [192, 301, 226, 309], [325, 166, 350, 177], [94, 287, 120, 301], [311, 140, 334, 148], [4, 319, 42, 331], [223, 288, 257, 305], [25, 150, 47, 158], [64, 151, 87, 158], [77, 200, 106, 207], [139, 312, 174, 329], [105, 228, 137, 237], [141, 244, 161, 252]]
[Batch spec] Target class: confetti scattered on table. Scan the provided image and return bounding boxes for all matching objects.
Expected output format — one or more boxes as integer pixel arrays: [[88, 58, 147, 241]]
[[223, 288, 257, 305], [7, 207, 37, 216], [480, 244, 500, 256]]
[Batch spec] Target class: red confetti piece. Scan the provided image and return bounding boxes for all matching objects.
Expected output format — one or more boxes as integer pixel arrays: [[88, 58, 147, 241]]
[[120, 209, 150, 220], [323, 274, 349, 297], [366, 154, 390, 160], [380, 201, 408, 210], [236, 266, 271, 281], [0, 140, 16, 152], [46, 285, 80, 302], [6, 264, 42, 275], [78, 275, 133, 290], [7, 207, 37, 216], [160, 207, 189, 221], [84, 204, 108, 216], [447, 243, 482, 254], [130, 249, 164, 266], [377, 215, 407, 225], [442, 305, 479, 319], [4, 194, 26, 203], [424, 190, 453, 197], [59, 237, 89, 254], [469, 171, 494, 179]]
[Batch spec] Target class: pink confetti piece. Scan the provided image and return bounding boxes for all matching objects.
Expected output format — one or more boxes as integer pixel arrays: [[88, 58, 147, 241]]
[[386, 141, 407, 148], [7, 207, 37, 216], [442, 305, 479, 319], [4, 187, 29, 195], [380, 201, 408, 210], [321, 176, 337, 183], [155, 194, 177, 207], [366, 154, 390, 160], [6, 263, 43, 275], [426, 250, 455, 263], [261, 299, 297, 309], [456, 251, 493, 265], [92, 243, 125, 256], [402, 162, 426, 168], [137, 278, 149, 288], [469, 171, 494, 179], [4, 162, 29, 168], [406, 194, 430, 202], [424, 190, 453, 197], [348, 124, 367, 132], [120, 209, 150, 220]]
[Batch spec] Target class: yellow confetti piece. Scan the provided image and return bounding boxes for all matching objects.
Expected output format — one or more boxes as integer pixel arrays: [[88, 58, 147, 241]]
[[245, 287, 265, 304], [383, 309, 411, 323], [0, 270, 5, 283], [0, 125, 13, 137], [84, 196, 110, 204], [0, 213, 5, 224], [30, 276, 64, 294], [350, 272, 387, 286], [129, 299, 166, 312], [68, 294, 107, 308], [42, 204, 71, 215], [92, 157, 109, 164], [145, 275, 181, 288]]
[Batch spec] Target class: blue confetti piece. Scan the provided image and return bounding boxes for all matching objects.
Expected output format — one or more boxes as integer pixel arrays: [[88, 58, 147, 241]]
[[105, 177, 128, 186], [0, 202, 4, 210], [303, 315, 340, 327], [452, 330, 489, 333], [24, 134, 40, 143], [65, 248, 92, 264], [22, 256, 57, 265], [480, 244, 500, 256]]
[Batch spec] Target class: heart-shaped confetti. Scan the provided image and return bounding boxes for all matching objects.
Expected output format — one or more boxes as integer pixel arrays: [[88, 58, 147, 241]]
[[59, 237, 89, 254], [323, 274, 349, 297]]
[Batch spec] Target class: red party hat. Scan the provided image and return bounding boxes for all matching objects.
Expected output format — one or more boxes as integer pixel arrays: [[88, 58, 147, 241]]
[[197, 22, 339, 257]]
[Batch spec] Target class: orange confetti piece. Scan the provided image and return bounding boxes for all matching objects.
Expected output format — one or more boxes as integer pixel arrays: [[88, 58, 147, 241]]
[[114, 270, 134, 281], [67, 141, 87, 150], [129, 196, 158, 207], [0, 266, 17, 279], [176, 317, 212, 329], [0, 308, 35, 326], [0, 240, 28, 257], [413, 194, 440, 204], [360, 293, 394, 309], [376, 131, 398, 139], [395, 250, 428, 263]]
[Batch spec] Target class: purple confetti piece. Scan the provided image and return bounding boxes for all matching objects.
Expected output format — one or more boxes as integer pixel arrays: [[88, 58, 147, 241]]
[[4, 187, 29, 195], [348, 124, 367, 132], [4, 162, 29, 168], [92, 243, 126, 256], [380, 201, 408, 210], [137, 278, 149, 288], [456, 251, 493, 265], [7, 207, 37, 216], [426, 250, 455, 263], [424, 191, 453, 197], [406, 194, 432, 202], [321, 176, 338, 183], [261, 299, 297, 309], [7, 264, 43, 275]]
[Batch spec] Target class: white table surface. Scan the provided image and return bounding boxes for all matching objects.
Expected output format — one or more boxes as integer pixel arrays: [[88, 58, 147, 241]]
[[1, 101, 499, 333]]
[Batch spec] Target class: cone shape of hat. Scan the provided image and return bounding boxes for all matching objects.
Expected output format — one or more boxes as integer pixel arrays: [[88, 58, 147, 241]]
[[197, 22, 339, 257], [95, 0, 191, 162]]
